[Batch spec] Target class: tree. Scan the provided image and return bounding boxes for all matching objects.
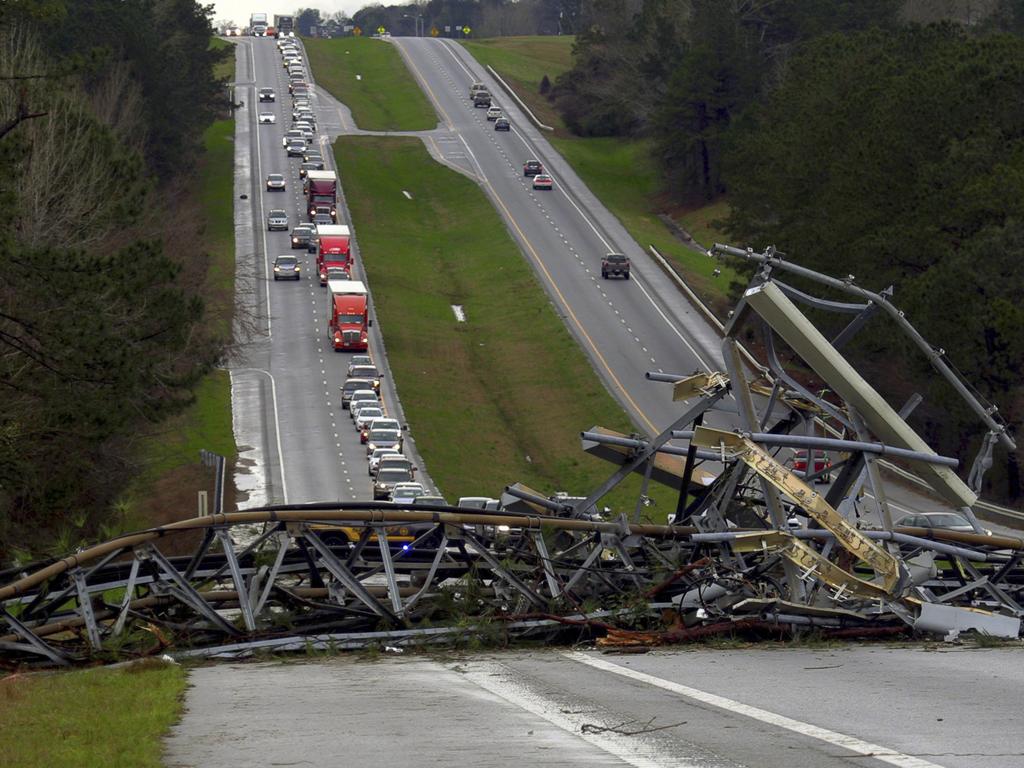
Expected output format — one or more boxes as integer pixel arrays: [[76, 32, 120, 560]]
[[652, 1, 760, 202], [723, 24, 1024, 498]]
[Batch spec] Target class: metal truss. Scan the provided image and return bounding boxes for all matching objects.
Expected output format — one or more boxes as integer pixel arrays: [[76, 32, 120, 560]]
[[2, 244, 1021, 665]]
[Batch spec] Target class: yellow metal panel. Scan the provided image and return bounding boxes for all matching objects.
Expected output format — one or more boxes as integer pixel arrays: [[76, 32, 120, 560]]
[[692, 426, 901, 594]]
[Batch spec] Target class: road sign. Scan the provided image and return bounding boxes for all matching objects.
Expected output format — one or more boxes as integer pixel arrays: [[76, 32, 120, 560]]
[[444, 25, 450, 32], [462, 26, 471, 35], [377, 25, 386, 35], [353, 25, 361, 36], [431, 26, 439, 37]]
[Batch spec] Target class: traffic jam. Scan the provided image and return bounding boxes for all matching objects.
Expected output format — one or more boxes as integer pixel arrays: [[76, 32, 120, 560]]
[[258, 37, 434, 507]]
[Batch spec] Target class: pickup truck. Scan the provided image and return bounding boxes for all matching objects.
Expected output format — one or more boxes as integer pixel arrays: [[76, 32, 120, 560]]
[[601, 253, 630, 279]]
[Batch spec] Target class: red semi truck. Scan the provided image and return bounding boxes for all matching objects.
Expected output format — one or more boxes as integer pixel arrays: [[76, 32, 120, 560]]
[[314, 224, 352, 285], [305, 170, 338, 222], [328, 280, 370, 352]]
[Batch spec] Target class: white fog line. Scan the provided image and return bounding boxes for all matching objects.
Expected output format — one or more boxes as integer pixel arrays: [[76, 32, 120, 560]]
[[566, 653, 947, 768], [458, 662, 706, 768], [233, 367, 289, 504]]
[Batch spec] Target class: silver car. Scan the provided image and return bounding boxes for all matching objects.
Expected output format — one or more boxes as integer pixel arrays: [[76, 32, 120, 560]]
[[267, 209, 289, 231], [365, 428, 402, 456]]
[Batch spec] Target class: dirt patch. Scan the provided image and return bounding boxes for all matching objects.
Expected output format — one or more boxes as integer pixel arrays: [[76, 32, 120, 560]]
[[132, 462, 239, 557]]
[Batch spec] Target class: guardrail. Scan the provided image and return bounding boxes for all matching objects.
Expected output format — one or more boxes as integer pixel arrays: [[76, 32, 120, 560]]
[[485, 65, 554, 132]]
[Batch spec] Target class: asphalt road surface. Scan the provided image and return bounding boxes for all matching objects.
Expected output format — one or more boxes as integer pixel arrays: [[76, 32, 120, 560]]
[[229, 37, 434, 509], [166, 647, 1024, 768]]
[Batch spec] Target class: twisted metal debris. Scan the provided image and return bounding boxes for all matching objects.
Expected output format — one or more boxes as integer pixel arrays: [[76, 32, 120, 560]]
[[1, 244, 1020, 666]]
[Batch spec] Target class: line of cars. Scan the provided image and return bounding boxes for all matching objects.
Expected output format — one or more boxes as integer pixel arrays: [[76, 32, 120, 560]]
[[340, 355, 443, 506], [260, 39, 442, 510]]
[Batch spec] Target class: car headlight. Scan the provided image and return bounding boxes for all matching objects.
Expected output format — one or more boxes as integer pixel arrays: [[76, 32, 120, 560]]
[[368, 443, 376, 451], [273, 266, 280, 271]]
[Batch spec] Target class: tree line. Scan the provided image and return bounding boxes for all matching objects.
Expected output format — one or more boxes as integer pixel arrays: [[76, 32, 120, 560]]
[[0, 0, 230, 560], [551, 0, 1024, 501]]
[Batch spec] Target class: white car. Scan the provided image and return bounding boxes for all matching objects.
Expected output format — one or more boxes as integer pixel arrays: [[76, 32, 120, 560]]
[[368, 448, 402, 476], [349, 390, 379, 419], [282, 129, 304, 148], [350, 400, 381, 425], [390, 482, 425, 505], [258, 113, 276, 124], [347, 355, 373, 376], [486, 106, 502, 121], [354, 406, 384, 431], [367, 417, 400, 433]]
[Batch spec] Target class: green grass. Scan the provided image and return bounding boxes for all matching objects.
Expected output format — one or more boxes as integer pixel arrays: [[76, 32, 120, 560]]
[[461, 37, 736, 308], [145, 370, 235, 476], [0, 662, 186, 768], [199, 118, 236, 338], [304, 37, 437, 131], [210, 36, 235, 81], [461, 36, 573, 133], [336, 136, 675, 518]]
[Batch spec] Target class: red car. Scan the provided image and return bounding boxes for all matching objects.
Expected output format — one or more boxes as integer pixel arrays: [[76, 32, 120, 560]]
[[532, 174, 553, 190], [790, 450, 832, 483]]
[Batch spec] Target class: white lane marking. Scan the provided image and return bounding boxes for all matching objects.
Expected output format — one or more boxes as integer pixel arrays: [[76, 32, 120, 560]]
[[251, 50, 273, 338], [632, 275, 711, 370], [458, 661, 705, 768], [565, 653, 947, 768], [233, 367, 289, 503]]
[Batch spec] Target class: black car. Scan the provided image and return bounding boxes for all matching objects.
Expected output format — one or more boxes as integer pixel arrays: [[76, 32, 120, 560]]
[[303, 149, 323, 164], [473, 91, 491, 108], [273, 255, 301, 281], [298, 162, 319, 179], [494, 117, 510, 131], [523, 160, 543, 177], [290, 224, 315, 249], [286, 140, 306, 157], [312, 212, 333, 227], [258, 88, 275, 102]]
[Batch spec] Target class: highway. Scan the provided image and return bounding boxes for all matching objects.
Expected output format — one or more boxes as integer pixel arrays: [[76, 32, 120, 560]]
[[229, 36, 433, 508], [167, 647, 1023, 768], [159, 37, 1024, 768], [388, 37, 990, 528]]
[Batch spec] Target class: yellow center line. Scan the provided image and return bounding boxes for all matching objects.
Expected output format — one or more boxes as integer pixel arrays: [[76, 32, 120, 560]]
[[395, 41, 657, 434]]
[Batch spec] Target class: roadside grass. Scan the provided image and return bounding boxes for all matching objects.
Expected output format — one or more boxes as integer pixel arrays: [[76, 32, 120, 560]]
[[211, 36, 235, 81], [461, 37, 735, 308], [0, 662, 186, 768], [304, 37, 437, 131], [336, 135, 675, 517], [116, 117, 237, 537], [460, 36, 573, 132], [199, 118, 237, 340]]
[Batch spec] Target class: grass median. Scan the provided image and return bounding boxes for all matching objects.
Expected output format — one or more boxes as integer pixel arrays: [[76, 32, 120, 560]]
[[0, 661, 186, 768], [461, 36, 736, 308], [304, 37, 437, 131], [336, 135, 674, 516]]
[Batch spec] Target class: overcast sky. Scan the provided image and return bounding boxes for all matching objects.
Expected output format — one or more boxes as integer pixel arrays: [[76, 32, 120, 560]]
[[211, 2, 366, 26]]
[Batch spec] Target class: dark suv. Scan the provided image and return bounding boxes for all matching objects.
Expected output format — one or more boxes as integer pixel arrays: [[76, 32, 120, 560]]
[[601, 253, 630, 279], [473, 91, 491, 108], [523, 160, 543, 177]]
